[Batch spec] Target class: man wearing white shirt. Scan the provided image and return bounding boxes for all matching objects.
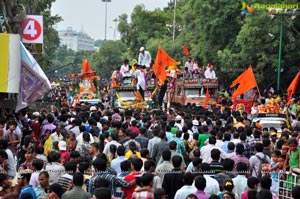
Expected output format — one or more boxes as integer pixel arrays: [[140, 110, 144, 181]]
[[133, 65, 146, 100], [76, 126, 94, 149], [102, 133, 121, 157], [174, 172, 197, 199], [201, 163, 220, 197], [232, 162, 248, 198], [200, 136, 234, 164], [204, 64, 216, 79], [120, 59, 132, 79], [138, 47, 151, 67]]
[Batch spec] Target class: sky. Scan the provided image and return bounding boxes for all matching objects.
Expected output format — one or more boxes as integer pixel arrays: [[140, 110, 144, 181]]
[[51, 0, 170, 41]]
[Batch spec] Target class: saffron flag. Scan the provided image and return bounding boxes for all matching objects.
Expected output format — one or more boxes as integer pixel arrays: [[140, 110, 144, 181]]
[[153, 47, 179, 83], [230, 65, 257, 100], [0, 34, 21, 93], [287, 71, 300, 103], [16, 42, 51, 112], [82, 59, 92, 74], [203, 86, 210, 109], [183, 42, 189, 56]]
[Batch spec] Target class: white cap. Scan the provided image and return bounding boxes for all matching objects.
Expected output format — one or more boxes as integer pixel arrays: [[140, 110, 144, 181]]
[[175, 115, 182, 121], [32, 112, 40, 117], [58, 141, 67, 151], [139, 47, 145, 51], [90, 106, 97, 111], [192, 120, 199, 126]]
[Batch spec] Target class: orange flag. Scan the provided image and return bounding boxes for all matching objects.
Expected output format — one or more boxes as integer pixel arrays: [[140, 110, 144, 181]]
[[203, 86, 210, 109], [287, 71, 300, 103], [183, 42, 189, 56], [82, 59, 92, 74], [153, 47, 179, 83], [230, 65, 257, 100]]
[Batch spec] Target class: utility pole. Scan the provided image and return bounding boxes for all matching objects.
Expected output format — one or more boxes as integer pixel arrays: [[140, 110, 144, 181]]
[[101, 0, 111, 41], [172, 0, 176, 44]]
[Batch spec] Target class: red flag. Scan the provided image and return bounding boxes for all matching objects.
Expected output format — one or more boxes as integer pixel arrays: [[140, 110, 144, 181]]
[[153, 47, 179, 83], [287, 71, 300, 103], [183, 42, 189, 56], [203, 86, 210, 108], [230, 65, 257, 100]]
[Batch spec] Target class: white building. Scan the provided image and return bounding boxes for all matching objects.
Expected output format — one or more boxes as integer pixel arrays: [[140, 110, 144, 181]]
[[58, 27, 95, 52]]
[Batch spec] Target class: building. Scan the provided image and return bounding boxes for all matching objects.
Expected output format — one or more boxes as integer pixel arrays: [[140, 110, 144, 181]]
[[58, 27, 95, 52]]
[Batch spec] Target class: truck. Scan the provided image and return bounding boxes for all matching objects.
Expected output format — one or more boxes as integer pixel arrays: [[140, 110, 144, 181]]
[[173, 78, 219, 106], [111, 75, 156, 109]]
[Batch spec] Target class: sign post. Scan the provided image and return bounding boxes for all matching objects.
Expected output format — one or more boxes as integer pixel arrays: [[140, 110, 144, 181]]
[[21, 15, 43, 44]]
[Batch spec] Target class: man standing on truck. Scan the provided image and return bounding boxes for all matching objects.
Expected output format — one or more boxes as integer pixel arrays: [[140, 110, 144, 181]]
[[133, 65, 146, 101], [138, 47, 152, 68], [204, 64, 216, 79]]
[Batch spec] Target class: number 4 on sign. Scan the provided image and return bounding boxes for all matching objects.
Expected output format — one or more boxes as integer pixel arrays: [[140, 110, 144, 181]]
[[23, 20, 37, 38]]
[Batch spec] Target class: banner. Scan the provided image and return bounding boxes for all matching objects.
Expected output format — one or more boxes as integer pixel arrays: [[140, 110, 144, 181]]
[[0, 34, 21, 93], [16, 43, 51, 112]]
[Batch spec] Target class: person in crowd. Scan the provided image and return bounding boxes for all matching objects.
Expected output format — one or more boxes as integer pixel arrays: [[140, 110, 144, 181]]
[[17, 169, 37, 199], [174, 172, 197, 199], [47, 183, 64, 199], [201, 163, 220, 197], [138, 47, 151, 68], [120, 59, 132, 81], [249, 142, 271, 178], [232, 162, 248, 197], [61, 172, 91, 199], [162, 155, 184, 199], [45, 151, 65, 184], [204, 64, 216, 79], [58, 160, 77, 193], [35, 171, 50, 199], [194, 175, 208, 199], [132, 173, 155, 199], [29, 158, 44, 189], [241, 177, 260, 199], [111, 145, 127, 174], [154, 188, 166, 199]]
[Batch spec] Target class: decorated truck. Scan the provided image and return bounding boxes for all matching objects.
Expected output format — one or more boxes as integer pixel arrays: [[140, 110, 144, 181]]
[[173, 78, 219, 106]]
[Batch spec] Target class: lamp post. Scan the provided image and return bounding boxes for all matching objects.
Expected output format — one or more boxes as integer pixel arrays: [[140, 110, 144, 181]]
[[277, 15, 283, 93], [102, 0, 111, 41], [172, 0, 177, 44]]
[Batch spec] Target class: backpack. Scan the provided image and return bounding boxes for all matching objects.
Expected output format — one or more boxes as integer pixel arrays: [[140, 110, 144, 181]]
[[253, 154, 268, 179]]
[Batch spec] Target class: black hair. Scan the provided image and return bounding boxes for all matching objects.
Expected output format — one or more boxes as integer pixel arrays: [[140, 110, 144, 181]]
[[195, 175, 206, 190], [131, 157, 143, 171], [94, 187, 111, 199], [141, 173, 154, 186], [254, 142, 264, 152], [65, 160, 77, 174], [32, 159, 44, 171], [169, 141, 177, 150], [223, 158, 234, 172], [73, 172, 84, 186], [211, 149, 221, 160], [172, 155, 182, 168], [258, 189, 272, 199], [183, 172, 194, 185], [227, 142, 235, 151], [0, 150, 8, 159], [247, 177, 260, 189], [260, 176, 272, 189], [144, 160, 156, 172], [120, 160, 131, 172], [90, 142, 100, 151], [70, 151, 81, 159], [39, 171, 49, 178], [192, 157, 202, 167], [162, 149, 171, 161], [236, 143, 245, 155], [154, 188, 165, 199], [208, 136, 216, 145], [237, 162, 248, 175], [140, 148, 150, 158], [117, 145, 125, 156], [93, 158, 107, 171]]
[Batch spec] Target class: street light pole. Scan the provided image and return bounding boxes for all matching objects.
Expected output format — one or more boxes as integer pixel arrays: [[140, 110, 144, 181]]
[[277, 15, 283, 93], [172, 0, 177, 44], [102, 0, 111, 41]]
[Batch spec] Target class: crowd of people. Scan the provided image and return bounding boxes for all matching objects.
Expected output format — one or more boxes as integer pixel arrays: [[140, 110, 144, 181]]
[[1, 49, 300, 199], [0, 89, 299, 199]]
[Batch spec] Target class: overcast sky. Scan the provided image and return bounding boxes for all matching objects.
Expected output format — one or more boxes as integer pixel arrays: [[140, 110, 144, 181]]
[[51, 0, 170, 41]]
